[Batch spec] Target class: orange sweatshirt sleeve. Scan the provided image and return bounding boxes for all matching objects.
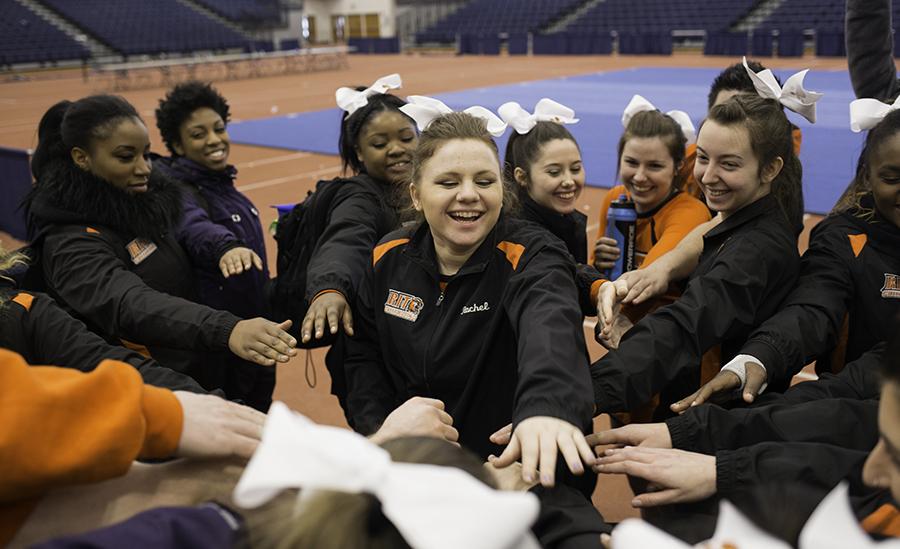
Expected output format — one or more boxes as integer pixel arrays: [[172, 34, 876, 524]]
[[638, 192, 712, 268], [0, 349, 183, 503]]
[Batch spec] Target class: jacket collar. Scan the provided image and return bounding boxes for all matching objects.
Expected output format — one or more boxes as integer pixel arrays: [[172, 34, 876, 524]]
[[26, 159, 183, 240], [841, 194, 900, 249], [704, 193, 784, 242], [152, 154, 237, 189], [403, 218, 503, 280]]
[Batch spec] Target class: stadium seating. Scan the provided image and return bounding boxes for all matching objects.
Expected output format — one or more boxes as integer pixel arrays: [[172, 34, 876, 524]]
[[416, 0, 583, 43], [191, 0, 281, 25], [41, 0, 248, 56], [0, 0, 88, 65], [562, 0, 756, 33]]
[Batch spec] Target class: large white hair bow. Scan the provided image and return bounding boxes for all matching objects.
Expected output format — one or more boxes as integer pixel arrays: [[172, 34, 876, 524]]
[[610, 483, 900, 549], [335, 73, 402, 116], [498, 98, 579, 134], [233, 402, 541, 549], [742, 56, 823, 124], [400, 95, 508, 137], [621, 94, 697, 145], [849, 96, 900, 132]]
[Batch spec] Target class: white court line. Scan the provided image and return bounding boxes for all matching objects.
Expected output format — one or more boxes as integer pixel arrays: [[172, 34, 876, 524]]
[[237, 164, 340, 192], [236, 151, 311, 169]]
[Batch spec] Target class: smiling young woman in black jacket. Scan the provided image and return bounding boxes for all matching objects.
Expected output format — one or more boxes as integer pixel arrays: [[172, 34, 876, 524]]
[[23, 95, 296, 394], [591, 94, 804, 417], [343, 111, 595, 480]]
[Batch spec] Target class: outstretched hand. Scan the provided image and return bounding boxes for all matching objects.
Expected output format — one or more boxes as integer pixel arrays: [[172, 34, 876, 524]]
[[670, 361, 767, 413], [219, 247, 263, 278], [301, 291, 353, 344], [488, 416, 595, 488]]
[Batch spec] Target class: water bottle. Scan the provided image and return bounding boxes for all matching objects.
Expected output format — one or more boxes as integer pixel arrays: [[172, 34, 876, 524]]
[[604, 194, 637, 280]]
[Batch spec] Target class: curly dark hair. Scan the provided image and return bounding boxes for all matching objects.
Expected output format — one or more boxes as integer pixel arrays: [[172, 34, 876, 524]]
[[155, 81, 230, 155]]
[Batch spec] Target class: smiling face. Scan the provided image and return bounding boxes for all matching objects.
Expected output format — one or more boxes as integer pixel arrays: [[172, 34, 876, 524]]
[[517, 138, 584, 215], [694, 120, 781, 218], [410, 138, 503, 271], [866, 131, 900, 228], [71, 117, 152, 193], [355, 109, 417, 185], [174, 107, 230, 171], [618, 136, 678, 213]]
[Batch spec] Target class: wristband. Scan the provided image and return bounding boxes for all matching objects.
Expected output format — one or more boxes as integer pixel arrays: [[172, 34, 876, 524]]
[[721, 354, 768, 394]]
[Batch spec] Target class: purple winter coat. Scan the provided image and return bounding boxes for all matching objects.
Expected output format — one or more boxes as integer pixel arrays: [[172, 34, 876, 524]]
[[153, 155, 269, 321]]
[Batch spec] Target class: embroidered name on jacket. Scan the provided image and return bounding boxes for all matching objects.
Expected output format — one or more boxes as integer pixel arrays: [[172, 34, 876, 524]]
[[883, 273, 900, 299], [384, 289, 424, 322], [460, 302, 490, 316]]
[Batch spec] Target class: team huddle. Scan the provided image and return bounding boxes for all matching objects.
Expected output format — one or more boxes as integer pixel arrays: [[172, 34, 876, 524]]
[[2, 2, 900, 546]]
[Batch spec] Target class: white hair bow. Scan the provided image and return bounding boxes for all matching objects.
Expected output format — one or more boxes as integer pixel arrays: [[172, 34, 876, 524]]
[[400, 95, 508, 137], [849, 96, 900, 132], [498, 98, 579, 134], [335, 73, 403, 116], [233, 402, 541, 549], [621, 94, 697, 145], [610, 483, 900, 549], [742, 56, 823, 124]]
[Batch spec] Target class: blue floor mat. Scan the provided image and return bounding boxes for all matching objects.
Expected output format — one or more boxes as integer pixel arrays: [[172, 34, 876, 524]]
[[229, 67, 862, 214]]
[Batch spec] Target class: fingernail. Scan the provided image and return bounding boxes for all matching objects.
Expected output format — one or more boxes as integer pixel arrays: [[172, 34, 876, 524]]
[[524, 472, 534, 483], [541, 473, 553, 485], [572, 464, 584, 475], [631, 499, 642, 508]]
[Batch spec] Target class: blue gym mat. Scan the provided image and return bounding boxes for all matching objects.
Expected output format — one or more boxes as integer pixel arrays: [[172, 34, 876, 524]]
[[229, 67, 862, 215]]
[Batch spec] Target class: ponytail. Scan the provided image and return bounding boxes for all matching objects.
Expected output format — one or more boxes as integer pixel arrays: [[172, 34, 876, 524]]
[[30, 100, 72, 181]]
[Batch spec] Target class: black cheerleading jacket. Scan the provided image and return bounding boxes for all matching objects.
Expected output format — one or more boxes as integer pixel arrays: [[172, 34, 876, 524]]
[[304, 173, 398, 305], [343, 216, 594, 460], [23, 160, 241, 390], [591, 193, 801, 414], [847, 0, 900, 102], [518, 195, 607, 316], [0, 288, 206, 393], [738, 200, 900, 386], [665, 344, 884, 497]]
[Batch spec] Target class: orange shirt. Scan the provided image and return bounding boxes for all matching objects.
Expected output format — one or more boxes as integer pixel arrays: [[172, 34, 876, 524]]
[[681, 127, 803, 200], [0, 349, 183, 544], [596, 185, 711, 269]]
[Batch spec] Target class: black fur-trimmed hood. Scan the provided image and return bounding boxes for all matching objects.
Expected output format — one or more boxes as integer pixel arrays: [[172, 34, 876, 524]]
[[26, 159, 184, 240]]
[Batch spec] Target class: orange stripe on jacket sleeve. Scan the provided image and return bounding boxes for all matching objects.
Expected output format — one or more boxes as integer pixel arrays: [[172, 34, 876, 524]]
[[372, 238, 410, 267], [85, 227, 100, 234], [12, 293, 34, 311], [862, 503, 900, 537], [120, 339, 152, 359], [589, 278, 608, 308], [496, 241, 526, 270], [848, 233, 868, 258]]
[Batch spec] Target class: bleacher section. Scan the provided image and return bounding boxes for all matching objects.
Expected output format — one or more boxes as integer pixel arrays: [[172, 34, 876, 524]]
[[191, 0, 281, 25], [416, 0, 583, 43], [1, 0, 88, 65], [757, 0, 844, 31], [41, 0, 248, 56], [563, 0, 756, 33]]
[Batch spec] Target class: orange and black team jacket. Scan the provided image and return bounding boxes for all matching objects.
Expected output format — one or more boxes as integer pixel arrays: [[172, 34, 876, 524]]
[[343, 217, 594, 460], [667, 344, 882, 499], [595, 185, 711, 269], [738, 195, 900, 388], [0, 288, 206, 393], [0, 349, 183, 545], [591, 193, 801, 414]]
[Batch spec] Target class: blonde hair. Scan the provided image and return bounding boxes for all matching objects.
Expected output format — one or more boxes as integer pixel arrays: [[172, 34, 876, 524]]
[[0, 247, 29, 303]]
